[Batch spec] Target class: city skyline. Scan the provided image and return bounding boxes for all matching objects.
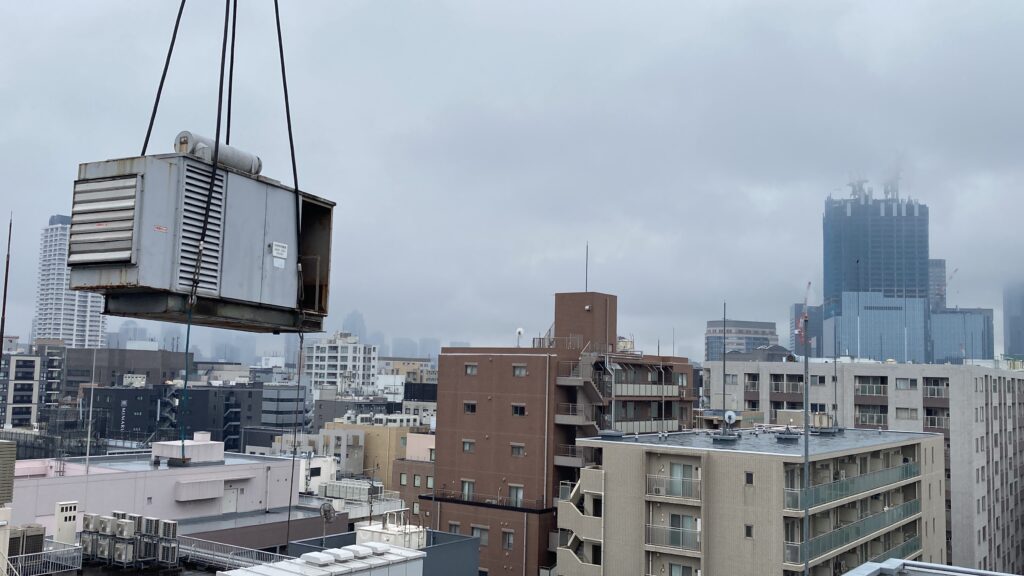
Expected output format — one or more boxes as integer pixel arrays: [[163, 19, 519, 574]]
[[1, 2, 1023, 362]]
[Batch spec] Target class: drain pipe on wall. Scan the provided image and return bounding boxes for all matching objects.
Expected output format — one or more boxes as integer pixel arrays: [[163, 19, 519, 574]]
[[523, 512, 528, 576], [543, 354, 550, 504]]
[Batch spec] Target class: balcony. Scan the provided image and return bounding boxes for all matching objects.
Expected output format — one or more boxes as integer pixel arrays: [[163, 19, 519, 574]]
[[870, 535, 922, 563], [855, 412, 888, 427], [426, 488, 549, 510], [855, 384, 888, 396], [783, 462, 920, 510], [771, 381, 804, 394], [924, 416, 950, 429], [744, 381, 760, 392], [555, 403, 597, 427], [923, 386, 949, 398], [645, 524, 700, 552], [646, 475, 701, 501], [783, 499, 921, 565], [555, 444, 598, 468]]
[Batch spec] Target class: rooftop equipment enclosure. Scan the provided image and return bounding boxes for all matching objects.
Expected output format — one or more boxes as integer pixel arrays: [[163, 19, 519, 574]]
[[68, 147, 333, 333]]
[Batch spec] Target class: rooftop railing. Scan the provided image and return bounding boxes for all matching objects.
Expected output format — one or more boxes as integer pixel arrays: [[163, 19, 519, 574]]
[[870, 535, 922, 563]]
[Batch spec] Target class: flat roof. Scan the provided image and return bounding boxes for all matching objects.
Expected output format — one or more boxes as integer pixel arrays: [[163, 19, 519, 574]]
[[580, 427, 933, 459], [61, 452, 289, 474]]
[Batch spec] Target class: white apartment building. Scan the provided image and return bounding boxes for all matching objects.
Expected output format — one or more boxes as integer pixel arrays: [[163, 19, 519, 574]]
[[304, 332, 378, 393], [31, 215, 105, 348], [705, 360, 1024, 573]]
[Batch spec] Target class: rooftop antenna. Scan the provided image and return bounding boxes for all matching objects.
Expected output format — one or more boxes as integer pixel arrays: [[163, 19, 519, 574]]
[[713, 302, 738, 443], [0, 213, 11, 355], [585, 241, 589, 292]]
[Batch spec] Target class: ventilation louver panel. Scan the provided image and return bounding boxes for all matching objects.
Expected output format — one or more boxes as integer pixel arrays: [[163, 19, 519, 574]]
[[68, 176, 138, 264], [178, 162, 224, 294]]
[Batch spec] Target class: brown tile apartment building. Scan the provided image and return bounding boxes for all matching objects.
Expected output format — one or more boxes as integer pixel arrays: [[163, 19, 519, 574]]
[[422, 292, 697, 575]]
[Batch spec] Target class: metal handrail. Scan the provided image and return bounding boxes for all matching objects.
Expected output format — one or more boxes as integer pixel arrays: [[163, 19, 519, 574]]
[[646, 475, 702, 500]]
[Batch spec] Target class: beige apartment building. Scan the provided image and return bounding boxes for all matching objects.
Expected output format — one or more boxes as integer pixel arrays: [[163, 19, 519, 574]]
[[705, 360, 1024, 572], [557, 428, 945, 576]]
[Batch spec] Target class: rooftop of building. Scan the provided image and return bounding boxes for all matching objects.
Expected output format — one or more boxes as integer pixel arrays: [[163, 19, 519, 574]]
[[843, 559, 1017, 576], [579, 427, 933, 459], [705, 319, 777, 329], [15, 451, 290, 478]]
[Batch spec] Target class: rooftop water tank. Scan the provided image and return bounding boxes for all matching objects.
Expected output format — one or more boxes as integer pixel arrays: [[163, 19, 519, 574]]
[[67, 133, 333, 333]]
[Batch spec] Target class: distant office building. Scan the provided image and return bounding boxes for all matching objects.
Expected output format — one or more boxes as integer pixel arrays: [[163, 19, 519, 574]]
[[31, 215, 105, 348], [260, 384, 307, 428], [557, 429, 945, 576], [303, 332, 378, 394], [342, 310, 368, 342], [823, 183, 929, 321], [31, 339, 65, 410], [366, 331, 390, 357], [929, 259, 947, 311], [789, 303, 824, 357], [391, 337, 418, 358], [0, 354, 40, 428], [449, 341, 471, 348], [930, 308, 995, 364], [1005, 283, 1024, 358], [705, 320, 779, 362], [823, 292, 928, 363], [706, 360, 1024, 572], [417, 338, 441, 362], [63, 347, 190, 397]]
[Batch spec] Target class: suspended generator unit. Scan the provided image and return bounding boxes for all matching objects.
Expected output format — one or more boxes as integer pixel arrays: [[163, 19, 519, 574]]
[[68, 132, 333, 333]]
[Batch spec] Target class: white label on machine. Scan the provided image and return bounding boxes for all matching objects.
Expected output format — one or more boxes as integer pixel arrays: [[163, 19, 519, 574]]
[[271, 242, 289, 259], [273, 258, 285, 269]]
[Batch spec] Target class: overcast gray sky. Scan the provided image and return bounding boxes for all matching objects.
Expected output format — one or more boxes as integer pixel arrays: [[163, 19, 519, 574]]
[[2, 1, 1022, 361]]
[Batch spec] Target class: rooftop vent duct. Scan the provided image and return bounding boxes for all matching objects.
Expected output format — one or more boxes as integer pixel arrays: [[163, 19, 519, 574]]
[[175, 131, 262, 175]]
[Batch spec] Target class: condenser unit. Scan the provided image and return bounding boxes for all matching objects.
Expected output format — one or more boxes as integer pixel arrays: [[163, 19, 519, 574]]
[[68, 132, 334, 334], [99, 516, 117, 536], [97, 538, 111, 560], [158, 541, 179, 565], [116, 519, 136, 539], [158, 519, 177, 539], [142, 517, 159, 536], [114, 541, 135, 564], [82, 513, 98, 532]]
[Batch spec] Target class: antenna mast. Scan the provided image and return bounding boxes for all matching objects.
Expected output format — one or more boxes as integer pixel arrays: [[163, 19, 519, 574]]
[[0, 215, 12, 353]]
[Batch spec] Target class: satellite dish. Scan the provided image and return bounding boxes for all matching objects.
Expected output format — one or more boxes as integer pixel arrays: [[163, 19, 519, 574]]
[[320, 502, 335, 523], [724, 411, 737, 425]]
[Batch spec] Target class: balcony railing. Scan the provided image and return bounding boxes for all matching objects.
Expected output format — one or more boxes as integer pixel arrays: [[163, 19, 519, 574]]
[[646, 475, 701, 500], [556, 403, 595, 419], [8, 538, 82, 576], [855, 412, 888, 426], [923, 386, 949, 398], [645, 524, 700, 551], [428, 488, 548, 510], [744, 381, 760, 392], [855, 384, 888, 396], [771, 382, 804, 394], [924, 416, 950, 429], [870, 535, 922, 563], [783, 499, 921, 564], [783, 462, 920, 510]]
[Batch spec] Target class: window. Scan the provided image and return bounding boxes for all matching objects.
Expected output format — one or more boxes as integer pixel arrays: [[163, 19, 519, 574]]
[[896, 378, 918, 390], [512, 404, 526, 416], [896, 407, 919, 420], [745, 472, 754, 485], [472, 526, 489, 546], [502, 530, 514, 550], [512, 365, 528, 377], [508, 485, 524, 507], [465, 363, 478, 376], [414, 474, 422, 487], [427, 475, 434, 489], [429, 448, 436, 462], [812, 375, 826, 386], [461, 480, 475, 500], [400, 473, 408, 486], [448, 522, 461, 534], [412, 502, 420, 514], [463, 440, 475, 453], [725, 374, 738, 386], [745, 524, 754, 538], [511, 444, 525, 458], [464, 402, 477, 414]]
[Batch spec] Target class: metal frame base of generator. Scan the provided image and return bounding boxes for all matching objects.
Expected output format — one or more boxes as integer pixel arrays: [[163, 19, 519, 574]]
[[104, 292, 323, 334]]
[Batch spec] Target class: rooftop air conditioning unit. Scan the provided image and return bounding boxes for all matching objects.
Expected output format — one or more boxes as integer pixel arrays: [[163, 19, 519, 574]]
[[158, 541, 179, 564], [142, 517, 160, 536], [114, 541, 135, 563], [97, 538, 112, 560], [112, 510, 126, 520], [99, 516, 117, 535], [67, 132, 334, 334], [116, 519, 136, 539], [82, 513, 98, 532], [127, 513, 143, 532], [158, 519, 177, 539]]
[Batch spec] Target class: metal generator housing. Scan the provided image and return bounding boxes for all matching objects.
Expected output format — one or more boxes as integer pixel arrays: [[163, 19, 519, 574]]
[[68, 153, 333, 333]]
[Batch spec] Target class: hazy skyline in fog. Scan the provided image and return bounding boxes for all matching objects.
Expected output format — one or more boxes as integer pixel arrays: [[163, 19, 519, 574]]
[[2, 1, 1023, 360]]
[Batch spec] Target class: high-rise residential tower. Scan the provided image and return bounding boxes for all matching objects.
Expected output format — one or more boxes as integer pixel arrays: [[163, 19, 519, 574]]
[[31, 215, 105, 348], [1005, 283, 1024, 358]]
